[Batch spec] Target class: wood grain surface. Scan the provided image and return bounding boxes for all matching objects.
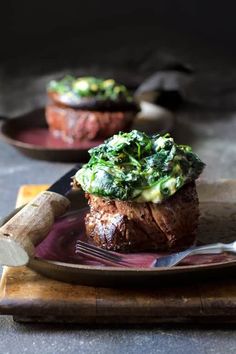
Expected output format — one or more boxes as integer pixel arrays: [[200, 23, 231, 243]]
[[0, 185, 235, 323]]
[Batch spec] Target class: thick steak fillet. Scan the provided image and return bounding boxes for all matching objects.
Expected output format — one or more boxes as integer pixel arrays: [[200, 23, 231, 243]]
[[85, 182, 199, 252], [46, 104, 135, 142]]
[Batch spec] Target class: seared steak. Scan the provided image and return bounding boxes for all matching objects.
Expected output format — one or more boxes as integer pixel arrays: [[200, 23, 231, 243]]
[[46, 104, 135, 143], [85, 182, 199, 252]]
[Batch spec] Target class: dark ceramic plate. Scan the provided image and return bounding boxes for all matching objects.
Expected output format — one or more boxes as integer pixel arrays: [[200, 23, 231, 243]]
[[0, 109, 103, 162], [0, 106, 174, 162], [1, 180, 236, 287]]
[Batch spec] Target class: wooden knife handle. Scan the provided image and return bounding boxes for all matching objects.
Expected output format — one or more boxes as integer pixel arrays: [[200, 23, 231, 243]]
[[0, 191, 70, 267]]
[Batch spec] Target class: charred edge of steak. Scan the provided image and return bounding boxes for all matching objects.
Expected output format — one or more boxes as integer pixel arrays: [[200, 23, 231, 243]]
[[148, 182, 199, 248], [48, 91, 140, 112], [45, 105, 136, 142], [84, 182, 199, 252]]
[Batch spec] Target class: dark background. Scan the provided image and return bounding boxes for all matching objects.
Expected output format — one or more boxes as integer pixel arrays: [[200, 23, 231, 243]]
[[1, 0, 236, 78], [0, 4, 236, 352], [1, 0, 236, 116]]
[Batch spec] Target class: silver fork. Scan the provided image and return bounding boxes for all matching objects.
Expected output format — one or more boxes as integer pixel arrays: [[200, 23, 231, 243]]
[[153, 241, 236, 267], [75, 241, 132, 267], [75, 240, 236, 268]]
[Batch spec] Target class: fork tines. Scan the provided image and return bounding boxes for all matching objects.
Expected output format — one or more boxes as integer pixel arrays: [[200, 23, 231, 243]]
[[75, 240, 130, 267]]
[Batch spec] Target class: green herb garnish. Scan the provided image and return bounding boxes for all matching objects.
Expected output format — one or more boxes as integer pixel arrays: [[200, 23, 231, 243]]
[[48, 76, 132, 101], [75, 130, 205, 203]]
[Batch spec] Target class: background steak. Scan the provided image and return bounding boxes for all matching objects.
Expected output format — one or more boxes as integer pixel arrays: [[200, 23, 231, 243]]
[[46, 105, 135, 142]]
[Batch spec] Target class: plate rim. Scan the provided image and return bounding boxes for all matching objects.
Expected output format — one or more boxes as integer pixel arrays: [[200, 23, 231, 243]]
[[0, 106, 174, 152], [1, 181, 236, 277], [0, 109, 102, 152], [34, 179, 236, 274], [30, 255, 236, 273]]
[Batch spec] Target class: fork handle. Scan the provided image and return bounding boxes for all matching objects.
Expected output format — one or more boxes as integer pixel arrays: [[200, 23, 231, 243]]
[[191, 242, 235, 255]]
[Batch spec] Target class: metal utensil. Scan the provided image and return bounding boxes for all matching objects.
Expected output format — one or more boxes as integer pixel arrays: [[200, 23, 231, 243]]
[[76, 240, 236, 268], [76, 241, 131, 267], [153, 241, 236, 267]]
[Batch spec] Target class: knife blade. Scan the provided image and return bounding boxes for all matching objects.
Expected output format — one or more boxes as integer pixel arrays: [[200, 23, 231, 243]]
[[47, 165, 80, 196]]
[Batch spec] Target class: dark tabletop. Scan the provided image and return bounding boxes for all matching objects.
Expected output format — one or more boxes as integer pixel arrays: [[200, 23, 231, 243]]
[[0, 74, 236, 353]]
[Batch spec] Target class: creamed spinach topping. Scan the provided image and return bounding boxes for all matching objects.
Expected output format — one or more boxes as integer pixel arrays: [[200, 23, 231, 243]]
[[75, 130, 205, 203], [48, 75, 132, 102]]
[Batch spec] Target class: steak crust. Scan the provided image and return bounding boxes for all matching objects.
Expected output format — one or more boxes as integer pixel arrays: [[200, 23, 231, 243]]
[[46, 104, 135, 142], [85, 182, 199, 252]]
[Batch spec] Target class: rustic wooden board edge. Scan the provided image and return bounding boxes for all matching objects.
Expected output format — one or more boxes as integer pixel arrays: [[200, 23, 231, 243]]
[[1, 265, 236, 323], [0, 183, 236, 324], [13, 315, 236, 324]]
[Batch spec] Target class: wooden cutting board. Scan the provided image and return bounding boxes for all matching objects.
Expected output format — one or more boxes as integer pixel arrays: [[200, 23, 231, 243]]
[[0, 185, 236, 324]]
